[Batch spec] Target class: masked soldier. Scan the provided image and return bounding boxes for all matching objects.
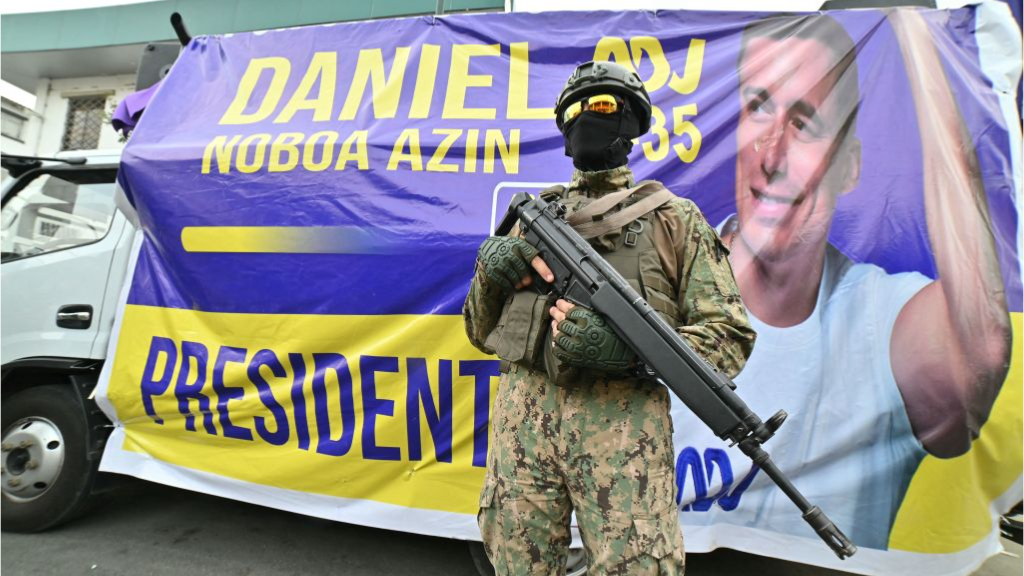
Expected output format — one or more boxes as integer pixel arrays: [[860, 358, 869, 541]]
[[464, 61, 756, 576]]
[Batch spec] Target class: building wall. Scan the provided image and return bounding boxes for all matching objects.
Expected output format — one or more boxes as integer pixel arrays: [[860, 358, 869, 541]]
[[32, 74, 136, 157], [1, 98, 36, 157], [1, 98, 38, 183]]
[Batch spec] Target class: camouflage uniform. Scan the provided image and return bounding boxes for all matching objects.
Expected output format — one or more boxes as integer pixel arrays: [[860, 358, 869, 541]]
[[464, 166, 756, 575]]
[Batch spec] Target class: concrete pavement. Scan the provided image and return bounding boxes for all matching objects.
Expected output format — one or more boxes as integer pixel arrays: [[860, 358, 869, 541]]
[[2, 478, 1020, 576]]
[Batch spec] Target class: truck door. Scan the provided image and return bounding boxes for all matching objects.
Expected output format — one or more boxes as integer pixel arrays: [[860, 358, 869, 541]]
[[1, 167, 123, 364]]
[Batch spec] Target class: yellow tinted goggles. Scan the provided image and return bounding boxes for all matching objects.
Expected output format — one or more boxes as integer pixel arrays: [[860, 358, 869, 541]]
[[562, 94, 623, 125]]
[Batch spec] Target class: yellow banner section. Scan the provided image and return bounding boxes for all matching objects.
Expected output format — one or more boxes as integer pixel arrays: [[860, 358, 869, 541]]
[[106, 304, 498, 514], [889, 312, 1024, 552]]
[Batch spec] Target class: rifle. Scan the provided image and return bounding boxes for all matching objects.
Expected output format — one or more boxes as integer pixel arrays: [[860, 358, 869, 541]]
[[496, 192, 857, 560]]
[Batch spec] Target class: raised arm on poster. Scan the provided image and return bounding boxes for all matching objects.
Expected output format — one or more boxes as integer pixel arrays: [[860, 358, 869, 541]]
[[886, 8, 1012, 458], [496, 192, 858, 559]]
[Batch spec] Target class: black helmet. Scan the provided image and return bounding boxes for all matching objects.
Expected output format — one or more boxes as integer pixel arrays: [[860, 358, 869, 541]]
[[555, 61, 652, 136]]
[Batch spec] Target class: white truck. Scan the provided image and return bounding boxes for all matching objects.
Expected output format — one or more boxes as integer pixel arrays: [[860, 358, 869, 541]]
[[1, 151, 136, 532]]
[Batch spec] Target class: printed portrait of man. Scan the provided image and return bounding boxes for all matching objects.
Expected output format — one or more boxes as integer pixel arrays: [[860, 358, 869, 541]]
[[681, 11, 1013, 550]]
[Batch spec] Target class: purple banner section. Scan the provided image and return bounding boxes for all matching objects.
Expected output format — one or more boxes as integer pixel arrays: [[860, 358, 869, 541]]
[[118, 7, 1021, 316]]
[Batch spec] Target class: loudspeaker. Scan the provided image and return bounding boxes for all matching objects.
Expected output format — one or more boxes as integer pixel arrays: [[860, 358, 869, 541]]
[[135, 42, 180, 90]]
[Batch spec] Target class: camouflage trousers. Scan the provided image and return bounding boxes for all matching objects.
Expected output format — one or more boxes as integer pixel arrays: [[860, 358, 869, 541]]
[[478, 366, 685, 576]]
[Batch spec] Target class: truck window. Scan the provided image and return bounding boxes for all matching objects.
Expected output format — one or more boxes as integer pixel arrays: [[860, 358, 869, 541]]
[[0, 172, 117, 263]]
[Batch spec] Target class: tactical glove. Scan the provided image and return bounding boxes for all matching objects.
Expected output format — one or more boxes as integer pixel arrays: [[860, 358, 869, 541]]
[[553, 307, 636, 373], [477, 236, 540, 295]]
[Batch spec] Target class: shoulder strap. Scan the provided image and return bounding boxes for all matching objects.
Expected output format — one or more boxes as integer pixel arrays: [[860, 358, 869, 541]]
[[567, 180, 657, 226], [567, 186, 635, 226], [573, 183, 676, 240]]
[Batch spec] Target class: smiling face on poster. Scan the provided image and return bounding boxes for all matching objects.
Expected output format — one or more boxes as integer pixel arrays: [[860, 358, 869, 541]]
[[733, 31, 861, 264]]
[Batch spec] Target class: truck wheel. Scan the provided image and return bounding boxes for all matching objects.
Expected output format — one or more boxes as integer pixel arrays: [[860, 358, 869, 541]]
[[468, 541, 495, 576], [1002, 501, 1023, 544], [1, 383, 98, 532], [468, 542, 589, 576]]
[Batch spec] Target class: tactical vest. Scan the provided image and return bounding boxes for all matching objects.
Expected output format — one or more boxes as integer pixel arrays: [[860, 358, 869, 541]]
[[559, 182, 681, 327], [488, 181, 681, 378]]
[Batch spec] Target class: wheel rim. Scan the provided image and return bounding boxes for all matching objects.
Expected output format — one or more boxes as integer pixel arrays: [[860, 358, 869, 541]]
[[566, 548, 588, 576], [2, 417, 65, 502]]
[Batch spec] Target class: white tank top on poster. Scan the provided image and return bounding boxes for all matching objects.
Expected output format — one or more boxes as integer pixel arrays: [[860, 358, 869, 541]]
[[673, 226, 931, 551]]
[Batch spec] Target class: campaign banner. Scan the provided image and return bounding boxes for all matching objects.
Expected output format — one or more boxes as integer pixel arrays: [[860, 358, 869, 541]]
[[96, 6, 1022, 575]]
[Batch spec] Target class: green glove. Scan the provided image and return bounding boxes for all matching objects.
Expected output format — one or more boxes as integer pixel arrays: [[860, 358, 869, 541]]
[[553, 307, 635, 373], [477, 236, 539, 295]]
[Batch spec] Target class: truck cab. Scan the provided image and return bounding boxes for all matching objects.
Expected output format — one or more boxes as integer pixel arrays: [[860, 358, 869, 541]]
[[1, 150, 131, 532]]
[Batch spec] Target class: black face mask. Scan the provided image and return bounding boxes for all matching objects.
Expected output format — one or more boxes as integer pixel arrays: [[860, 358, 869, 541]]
[[563, 104, 640, 172]]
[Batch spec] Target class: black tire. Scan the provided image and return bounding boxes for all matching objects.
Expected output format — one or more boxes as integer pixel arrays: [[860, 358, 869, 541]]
[[1001, 501, 1023, 544], [468, 542, 496, 576], [1, 383, 99, 532]]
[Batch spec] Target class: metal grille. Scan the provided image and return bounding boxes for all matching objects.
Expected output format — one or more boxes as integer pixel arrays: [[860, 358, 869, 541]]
[[60, 95, 107, 151]]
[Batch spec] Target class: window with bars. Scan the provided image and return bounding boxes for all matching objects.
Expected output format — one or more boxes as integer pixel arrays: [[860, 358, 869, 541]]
[[60, 95, 108, 151], [1, 108, 27, 142]]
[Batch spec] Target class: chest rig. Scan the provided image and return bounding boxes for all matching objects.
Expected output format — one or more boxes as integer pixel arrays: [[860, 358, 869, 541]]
[[555, 180, 682, 328]]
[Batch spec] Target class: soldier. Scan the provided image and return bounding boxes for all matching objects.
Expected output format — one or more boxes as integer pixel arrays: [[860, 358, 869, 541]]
[[463, 61, 757, 575]]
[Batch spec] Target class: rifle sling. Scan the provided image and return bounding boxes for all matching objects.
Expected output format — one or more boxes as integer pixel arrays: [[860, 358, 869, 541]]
[[573, 185, 676, 240], [566, 180, 660, 225]]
